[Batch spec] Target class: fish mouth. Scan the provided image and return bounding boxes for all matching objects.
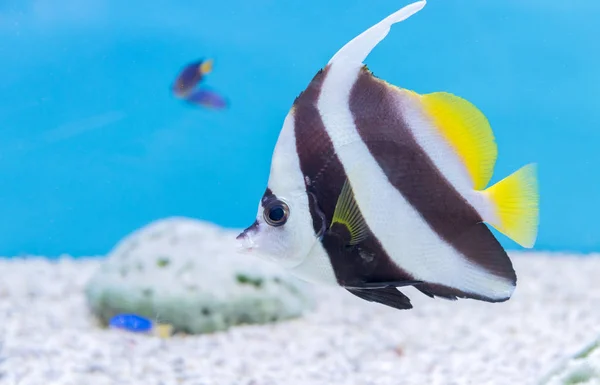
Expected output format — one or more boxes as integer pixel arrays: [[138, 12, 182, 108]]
[[236, 221, 258, 253]]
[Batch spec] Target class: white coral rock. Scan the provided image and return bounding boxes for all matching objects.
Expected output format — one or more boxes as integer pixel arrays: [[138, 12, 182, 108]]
[[84, 217, 314, 334]]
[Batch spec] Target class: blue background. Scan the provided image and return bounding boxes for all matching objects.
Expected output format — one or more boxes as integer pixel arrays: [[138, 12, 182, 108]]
[[0, 0, 598, 256]]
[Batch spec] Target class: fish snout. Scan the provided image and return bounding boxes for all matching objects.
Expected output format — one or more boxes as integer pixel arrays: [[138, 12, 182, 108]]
[[236, 221, 259, 253]]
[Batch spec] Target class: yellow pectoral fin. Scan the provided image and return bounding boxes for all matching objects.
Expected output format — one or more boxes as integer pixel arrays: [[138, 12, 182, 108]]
[[420, 92, 498, 190], [331, 179, 369, 245]]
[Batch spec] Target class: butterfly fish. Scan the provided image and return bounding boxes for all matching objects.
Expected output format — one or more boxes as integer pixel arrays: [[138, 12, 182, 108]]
[[236, 0, 540, 311]]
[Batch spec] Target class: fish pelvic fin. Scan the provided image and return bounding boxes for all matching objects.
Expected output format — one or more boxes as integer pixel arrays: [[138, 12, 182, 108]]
[[346, 286, 413, 310], [331, 179, 369, 245], [328, 1, 426, 68], [482, 163, 539, 248], [420, 91, 498, 190]]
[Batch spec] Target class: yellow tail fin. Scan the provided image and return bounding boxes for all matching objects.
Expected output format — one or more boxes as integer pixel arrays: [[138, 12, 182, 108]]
[[483, 163, 539, 248]]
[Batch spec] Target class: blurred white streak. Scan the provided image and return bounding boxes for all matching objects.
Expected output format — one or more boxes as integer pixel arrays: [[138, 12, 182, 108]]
[[40, 111, 126, 144], [0, 111, 126, 158]]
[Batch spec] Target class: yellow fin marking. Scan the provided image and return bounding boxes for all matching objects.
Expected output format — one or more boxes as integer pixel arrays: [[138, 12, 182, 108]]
[[483, 163, 539, 248], [153, 323, 174, 339], [199, 59, 213, 74], [420, 92, 498, 190], [331, 180, 368, 245]]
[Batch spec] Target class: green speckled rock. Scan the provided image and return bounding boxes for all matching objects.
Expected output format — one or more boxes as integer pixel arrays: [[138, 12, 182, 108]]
[[539, 337, 600, 385], [84, 217, 315, 334]]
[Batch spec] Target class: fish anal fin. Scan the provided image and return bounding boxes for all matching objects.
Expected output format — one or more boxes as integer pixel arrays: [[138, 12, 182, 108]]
[[331, 180, 369, 245], [415, 282, 512, 303], [346, 286, 413, 310], [410, 223, 516, 303], [420, 91, 498, 190], [345, 280, 423, 290]]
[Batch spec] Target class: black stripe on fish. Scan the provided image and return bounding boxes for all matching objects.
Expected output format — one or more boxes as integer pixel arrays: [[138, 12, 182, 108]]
[[261, 187, 274, 207], [292, 66, 417, 305], [348, 66, 516, 301]]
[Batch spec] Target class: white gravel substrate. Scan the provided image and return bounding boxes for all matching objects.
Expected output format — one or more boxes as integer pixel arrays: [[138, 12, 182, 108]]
[[0, 252, 598, 385]]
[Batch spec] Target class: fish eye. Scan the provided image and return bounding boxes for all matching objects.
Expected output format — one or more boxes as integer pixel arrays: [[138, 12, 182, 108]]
[[263, 200, 290, 227]]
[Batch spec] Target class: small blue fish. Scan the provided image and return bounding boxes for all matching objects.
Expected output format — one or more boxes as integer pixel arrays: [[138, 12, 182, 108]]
[[185, 88, 228, 109], [172, 59, 213, 98], [108, 313, 174, 338], [109, 314, 153, 333]]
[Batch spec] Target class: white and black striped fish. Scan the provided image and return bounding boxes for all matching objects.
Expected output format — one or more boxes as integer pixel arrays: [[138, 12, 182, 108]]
[[237, 0, 539, 311]]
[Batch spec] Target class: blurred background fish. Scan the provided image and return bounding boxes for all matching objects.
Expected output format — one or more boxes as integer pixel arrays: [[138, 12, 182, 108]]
[[185, 88, 228, 109], [109, 313, 173, 338], [171, 58, 228, 109], [172, 58, 214, 98]]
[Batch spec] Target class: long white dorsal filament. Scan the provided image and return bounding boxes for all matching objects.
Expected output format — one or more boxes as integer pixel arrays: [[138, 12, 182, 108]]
[[328, 0, 427, 67]]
